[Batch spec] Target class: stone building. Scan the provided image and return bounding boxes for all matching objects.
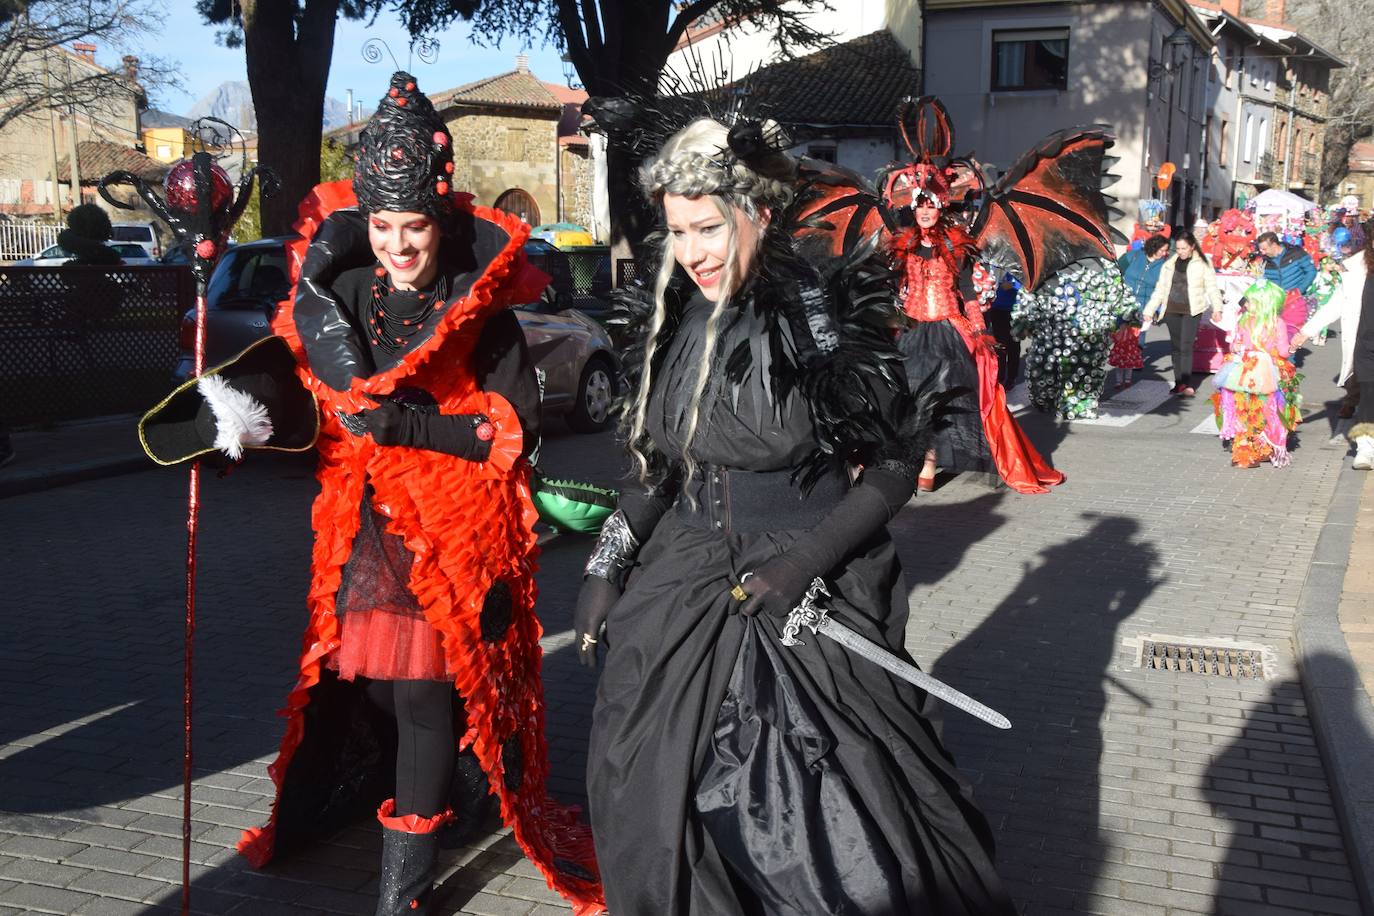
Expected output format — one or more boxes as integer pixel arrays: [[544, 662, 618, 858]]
[[0, 43, 144, 220], [1258, 24, 1342, 198], [1341, 142, 1374, 214], [1189, 1, 1344, 207]]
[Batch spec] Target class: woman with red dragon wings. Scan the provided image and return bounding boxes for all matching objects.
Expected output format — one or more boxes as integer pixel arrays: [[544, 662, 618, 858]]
[[139, 73, 604, 915], [881, 97, 1123, 494]]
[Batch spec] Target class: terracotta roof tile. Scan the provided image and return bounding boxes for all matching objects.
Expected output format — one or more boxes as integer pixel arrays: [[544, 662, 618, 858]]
[[58, 140, 168, 184], [433, 69, 563, 112], [738, 31, 919, 129]]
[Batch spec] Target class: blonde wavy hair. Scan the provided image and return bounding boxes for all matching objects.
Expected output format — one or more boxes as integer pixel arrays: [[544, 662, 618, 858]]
[[625, 118, 795, 487]]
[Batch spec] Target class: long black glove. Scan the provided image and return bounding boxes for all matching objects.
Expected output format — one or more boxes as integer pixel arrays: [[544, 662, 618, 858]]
[[574, 576, 620, 670], [739, 466, 913, 617], [574, 476, 681, 668], [362, 400, 493, 462]]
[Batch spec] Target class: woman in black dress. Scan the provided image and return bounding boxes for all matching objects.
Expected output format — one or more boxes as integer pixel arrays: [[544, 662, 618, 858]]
[[572, 116, 1014, 914]]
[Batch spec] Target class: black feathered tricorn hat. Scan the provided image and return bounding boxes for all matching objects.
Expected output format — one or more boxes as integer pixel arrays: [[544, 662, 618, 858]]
[[353, 71, 456, 221], [139, 336, 318, 466]]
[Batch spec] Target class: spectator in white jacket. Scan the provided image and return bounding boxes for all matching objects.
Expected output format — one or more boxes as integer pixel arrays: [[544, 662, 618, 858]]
[[1145, 231, 1224, 396], [1292, 233, 1366, 418]]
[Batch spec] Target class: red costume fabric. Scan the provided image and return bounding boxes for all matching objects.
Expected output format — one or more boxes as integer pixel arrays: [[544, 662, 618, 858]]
[[236, 181, 604, 915], [892, 228, 1064, 494]]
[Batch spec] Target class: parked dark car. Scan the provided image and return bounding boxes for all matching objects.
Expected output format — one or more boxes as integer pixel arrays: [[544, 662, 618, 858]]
[[172, 236, 618, 432]]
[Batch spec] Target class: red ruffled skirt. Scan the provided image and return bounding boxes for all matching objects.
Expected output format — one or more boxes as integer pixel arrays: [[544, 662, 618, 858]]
[[326, 490, 457, 682]]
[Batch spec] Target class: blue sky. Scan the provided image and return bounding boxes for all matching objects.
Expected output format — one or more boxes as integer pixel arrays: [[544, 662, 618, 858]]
[[151, 3, 571, 115]]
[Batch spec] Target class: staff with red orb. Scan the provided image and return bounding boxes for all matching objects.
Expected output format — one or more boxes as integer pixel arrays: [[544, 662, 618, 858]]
[[97, 123, 275, 914]]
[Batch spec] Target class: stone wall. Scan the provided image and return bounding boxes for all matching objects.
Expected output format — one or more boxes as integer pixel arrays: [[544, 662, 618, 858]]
[[560, 143, 597, 237], [447, 108, 558, 225]]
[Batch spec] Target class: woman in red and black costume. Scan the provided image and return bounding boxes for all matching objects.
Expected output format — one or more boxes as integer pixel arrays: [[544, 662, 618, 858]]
[[235, 72, 602, 916], [884, 156, 1065, 494]]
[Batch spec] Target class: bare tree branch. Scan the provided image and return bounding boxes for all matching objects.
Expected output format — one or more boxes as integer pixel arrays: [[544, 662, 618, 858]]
[[0, 0, 178, 133]]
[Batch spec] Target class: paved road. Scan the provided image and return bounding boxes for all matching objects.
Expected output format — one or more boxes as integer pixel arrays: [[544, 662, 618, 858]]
[[0, 333, 1365, 915]]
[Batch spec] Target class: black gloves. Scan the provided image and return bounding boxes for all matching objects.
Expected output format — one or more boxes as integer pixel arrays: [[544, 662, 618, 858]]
[[737, 467, 913, 618], [574, 576, 620, 669], [574, 477, 681, 670], [738, 552, 816, 618], [358, 400, 493, 462]]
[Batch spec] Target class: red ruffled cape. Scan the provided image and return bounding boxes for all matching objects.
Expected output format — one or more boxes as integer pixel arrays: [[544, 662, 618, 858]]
[[237, 181, 604, 914]]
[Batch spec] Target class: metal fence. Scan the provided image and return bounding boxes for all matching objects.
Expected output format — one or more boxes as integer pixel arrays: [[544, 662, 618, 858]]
[[0, 222, 62, 262], [0, 265, 194, 425]]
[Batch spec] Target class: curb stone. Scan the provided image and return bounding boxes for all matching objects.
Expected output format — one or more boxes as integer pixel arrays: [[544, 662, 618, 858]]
[[1295, 458, 1374, 915]]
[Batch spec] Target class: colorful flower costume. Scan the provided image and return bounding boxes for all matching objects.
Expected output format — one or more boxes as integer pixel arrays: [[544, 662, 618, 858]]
[[1014, 261, 1137, 419], [1211, 281, 1303, 468]]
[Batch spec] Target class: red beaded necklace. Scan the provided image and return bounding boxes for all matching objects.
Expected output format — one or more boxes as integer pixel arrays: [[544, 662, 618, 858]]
[[367, 264, 448, 352]]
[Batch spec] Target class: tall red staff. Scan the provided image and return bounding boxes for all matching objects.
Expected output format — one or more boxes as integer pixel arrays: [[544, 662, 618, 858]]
[[98, 122, 275, 913]]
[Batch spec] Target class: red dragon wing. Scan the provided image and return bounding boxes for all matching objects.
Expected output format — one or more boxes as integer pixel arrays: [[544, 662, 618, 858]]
[[974, 127, 1125, 291], [789, 159, 889, 257]]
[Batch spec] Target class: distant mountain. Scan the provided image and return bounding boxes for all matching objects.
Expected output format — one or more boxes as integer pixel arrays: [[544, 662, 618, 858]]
[[185, 81, 351, 133]]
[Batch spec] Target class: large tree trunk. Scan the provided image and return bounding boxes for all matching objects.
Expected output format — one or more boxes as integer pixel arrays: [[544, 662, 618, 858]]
[[241, 0, 340, 236], [568, 1, 676, 255]]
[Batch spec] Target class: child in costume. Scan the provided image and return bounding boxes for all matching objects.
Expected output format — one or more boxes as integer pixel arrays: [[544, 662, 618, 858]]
[[1108, 308, 1145, 389], [1211, 280, 1303, 468]]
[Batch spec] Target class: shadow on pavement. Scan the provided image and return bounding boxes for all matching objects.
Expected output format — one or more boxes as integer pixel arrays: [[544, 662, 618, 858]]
[[1204, 652, 1367, 915], [929, 514, 1162, 911]]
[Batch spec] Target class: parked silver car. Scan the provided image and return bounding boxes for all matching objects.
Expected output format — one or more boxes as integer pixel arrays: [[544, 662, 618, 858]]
[[172, 236, 619, 433], [15, 242, 157, 266]]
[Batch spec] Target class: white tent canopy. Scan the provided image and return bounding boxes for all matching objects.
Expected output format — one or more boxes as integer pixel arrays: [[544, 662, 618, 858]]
[[1248, 188, 1318, 217]]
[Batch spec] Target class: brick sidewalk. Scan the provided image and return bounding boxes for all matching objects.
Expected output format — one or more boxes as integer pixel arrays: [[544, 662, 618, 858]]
[[0, 334, 1370, 915]]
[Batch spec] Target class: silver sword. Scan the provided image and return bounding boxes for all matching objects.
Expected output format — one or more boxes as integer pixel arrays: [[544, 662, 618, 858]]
[[780, 577, 1011, 730]]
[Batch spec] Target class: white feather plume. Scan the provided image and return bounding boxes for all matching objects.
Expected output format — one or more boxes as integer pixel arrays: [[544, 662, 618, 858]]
[[197, 374, 273, 460]]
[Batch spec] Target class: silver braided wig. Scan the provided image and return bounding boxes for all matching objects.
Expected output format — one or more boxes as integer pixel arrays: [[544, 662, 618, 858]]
[[625, 119, 797, 491]]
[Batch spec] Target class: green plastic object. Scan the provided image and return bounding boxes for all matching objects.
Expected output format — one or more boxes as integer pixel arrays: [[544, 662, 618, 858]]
[[532, 472, 618, 533]]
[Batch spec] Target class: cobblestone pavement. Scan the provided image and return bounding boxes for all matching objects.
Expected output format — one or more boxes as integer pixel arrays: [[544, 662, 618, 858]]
[[0, 334, 1367, 915]]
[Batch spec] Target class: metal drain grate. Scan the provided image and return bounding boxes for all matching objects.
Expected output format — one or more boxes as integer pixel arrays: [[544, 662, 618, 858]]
[[1140, 641, 1265, 678]]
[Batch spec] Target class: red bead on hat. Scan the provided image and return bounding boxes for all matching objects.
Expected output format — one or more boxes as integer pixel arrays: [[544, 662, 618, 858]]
[[436, 180, 449, 196]]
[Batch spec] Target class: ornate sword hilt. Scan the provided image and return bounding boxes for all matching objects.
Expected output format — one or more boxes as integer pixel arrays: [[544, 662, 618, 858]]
[[781, 577, 831, 647]]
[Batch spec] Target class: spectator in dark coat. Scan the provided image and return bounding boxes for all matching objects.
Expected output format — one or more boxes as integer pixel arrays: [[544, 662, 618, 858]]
[[56, 203, 122, 266]]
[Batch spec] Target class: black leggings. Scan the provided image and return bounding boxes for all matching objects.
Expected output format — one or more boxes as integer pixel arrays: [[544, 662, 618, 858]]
[[365, 679, 455, 819], [1163, 312, 1200, 388]]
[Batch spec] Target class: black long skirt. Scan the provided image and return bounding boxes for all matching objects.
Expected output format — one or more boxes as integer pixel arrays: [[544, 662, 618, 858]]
[[587, 509, 1015, 915], [897, 319, 993, 473]]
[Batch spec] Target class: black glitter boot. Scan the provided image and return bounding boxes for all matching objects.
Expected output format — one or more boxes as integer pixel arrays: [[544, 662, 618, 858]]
[[375, 799, 449, 916]]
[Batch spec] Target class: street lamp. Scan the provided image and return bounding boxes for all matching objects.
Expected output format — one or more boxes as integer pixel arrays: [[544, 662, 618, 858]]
[[561, 54, 583, 90]]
